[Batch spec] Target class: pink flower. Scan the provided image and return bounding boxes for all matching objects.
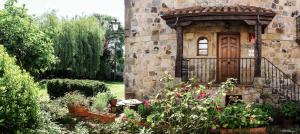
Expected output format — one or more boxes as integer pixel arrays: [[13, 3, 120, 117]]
[[197, 92, 207, 99]]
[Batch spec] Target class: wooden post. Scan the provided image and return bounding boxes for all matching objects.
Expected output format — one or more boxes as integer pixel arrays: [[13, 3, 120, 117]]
[[254, 20, 262, 77], [175, 26, 183, 77]]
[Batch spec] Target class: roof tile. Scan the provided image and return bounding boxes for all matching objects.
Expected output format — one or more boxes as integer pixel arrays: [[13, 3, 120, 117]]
[[161, 5, 276, 17]]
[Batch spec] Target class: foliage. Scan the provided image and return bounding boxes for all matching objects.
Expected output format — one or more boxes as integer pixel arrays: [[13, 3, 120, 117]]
[[106, 91, 117, 101], [146, 72, 236, 133], [219, 103, 272, 129], [253, 103, 276, 117], [219, 103, 249, 129], [249, 106, 273, 128], [91, 92, 109, 112], [37, 12, 124, 80], [40, 98, 68, 121], [0, 0, 57, 75], [33, 109, 66, 134], [63, 91, 89, 107], [124, 107, 141, 121], [96, 120, 143, 134], [138, 104, 152, 119], [0, 45, 40, 133], [72, 122, 90, 134], [281, 101, 299, 119], [42, 79, 109, 98]]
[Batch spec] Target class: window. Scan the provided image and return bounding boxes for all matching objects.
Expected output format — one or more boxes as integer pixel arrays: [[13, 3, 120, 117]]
[[197, 37, 208, 56]]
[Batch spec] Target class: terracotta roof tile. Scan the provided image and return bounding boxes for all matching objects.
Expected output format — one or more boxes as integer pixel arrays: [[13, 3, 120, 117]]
[[161, 5, 276, 18]]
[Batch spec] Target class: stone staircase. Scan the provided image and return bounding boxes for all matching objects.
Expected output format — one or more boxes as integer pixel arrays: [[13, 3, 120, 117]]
[[259, 57, 300, 104]]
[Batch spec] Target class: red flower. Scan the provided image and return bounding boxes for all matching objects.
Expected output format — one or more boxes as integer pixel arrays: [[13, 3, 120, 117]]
[[197, 92, 207, 99]]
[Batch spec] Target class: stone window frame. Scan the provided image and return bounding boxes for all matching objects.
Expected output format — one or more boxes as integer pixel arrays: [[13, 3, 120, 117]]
[[197, 37, 209, 56]]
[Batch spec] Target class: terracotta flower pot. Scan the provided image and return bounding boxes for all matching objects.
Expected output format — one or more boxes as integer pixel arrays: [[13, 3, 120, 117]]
[[209, 128, 219, 134], [249, 127, 266, 134], [85, 112, 115, 123], [67, 105, 76, 114], [67, 105, 89, 117], [282, 118, 294, 129], [98, 113, 116, 123], [110, 99, 118, 107], [220, 128, 243, 134], [220, 127, 266, 134]]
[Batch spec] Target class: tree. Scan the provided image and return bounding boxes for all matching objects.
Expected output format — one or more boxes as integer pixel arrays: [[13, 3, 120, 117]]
[[38, 12, 107, 79], [0, 0, 57, 76], [37, 13, 125, 80], [94, 14, 125, 80]]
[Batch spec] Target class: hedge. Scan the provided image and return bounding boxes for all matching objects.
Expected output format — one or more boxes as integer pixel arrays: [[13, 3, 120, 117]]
[[42, 79, 109, 98], [0, 45, 40, 133]]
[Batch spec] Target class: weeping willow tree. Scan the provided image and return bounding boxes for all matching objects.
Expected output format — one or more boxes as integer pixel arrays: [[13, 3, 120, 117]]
[[38, 13, 106, 79], [58, 17, 105, 78]]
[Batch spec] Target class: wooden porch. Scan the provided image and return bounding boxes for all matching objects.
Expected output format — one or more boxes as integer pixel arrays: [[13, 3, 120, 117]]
[[160, 5, 276, 82]]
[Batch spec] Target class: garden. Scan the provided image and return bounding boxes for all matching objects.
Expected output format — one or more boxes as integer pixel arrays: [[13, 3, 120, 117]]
[[1, 0, 300, 134]]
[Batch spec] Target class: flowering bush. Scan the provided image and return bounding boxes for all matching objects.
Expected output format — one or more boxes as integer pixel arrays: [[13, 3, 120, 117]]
[[219, 103, 272, 129], [146, 73, 236, 133]]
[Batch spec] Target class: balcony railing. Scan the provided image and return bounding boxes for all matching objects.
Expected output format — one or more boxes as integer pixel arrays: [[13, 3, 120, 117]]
[[182, 58, 255, 84]]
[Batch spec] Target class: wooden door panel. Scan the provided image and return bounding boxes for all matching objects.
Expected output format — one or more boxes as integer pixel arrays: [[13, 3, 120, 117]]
[[218, 34, 240, 82]]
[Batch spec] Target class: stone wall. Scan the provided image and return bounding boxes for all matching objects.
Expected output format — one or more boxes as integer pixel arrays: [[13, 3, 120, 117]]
[[124, 0, 300, 99]]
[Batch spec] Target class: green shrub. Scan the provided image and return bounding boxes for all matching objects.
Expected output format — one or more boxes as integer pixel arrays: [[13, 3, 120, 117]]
[[0, 45, 40, 133], [219, 103, 272, 129], [146, 74, 236, 133], [281, 101, 299, 119], [253, 103, 276, 117], [42, 79, 109, 98]]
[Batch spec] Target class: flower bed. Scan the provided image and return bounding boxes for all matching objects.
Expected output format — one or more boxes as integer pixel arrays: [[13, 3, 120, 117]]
[[44, 73, 299, 133]]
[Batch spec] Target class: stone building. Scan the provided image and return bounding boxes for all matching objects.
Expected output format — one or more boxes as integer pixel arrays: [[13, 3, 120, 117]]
[[124, 0, 300, 104]]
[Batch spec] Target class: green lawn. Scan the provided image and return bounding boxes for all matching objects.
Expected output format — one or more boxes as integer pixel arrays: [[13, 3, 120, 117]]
[[104, 81, 125, 99]]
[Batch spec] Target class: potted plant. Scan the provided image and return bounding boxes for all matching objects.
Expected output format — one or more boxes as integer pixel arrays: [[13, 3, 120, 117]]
[[90, 92, 116, 123], [248, 106, 273, 133], [107, 92, 118, 107], [280, 101, 299, 128], [63, 91, 89, 117], [219, 103, 248, 134], [219, 103, 272, 134]]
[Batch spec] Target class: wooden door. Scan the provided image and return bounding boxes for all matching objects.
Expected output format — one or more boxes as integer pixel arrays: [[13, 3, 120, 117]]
[[218, 34, 240, 82]]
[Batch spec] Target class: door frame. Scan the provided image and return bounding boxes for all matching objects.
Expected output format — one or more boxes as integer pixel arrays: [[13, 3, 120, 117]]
[[216, 32, 241, 83]]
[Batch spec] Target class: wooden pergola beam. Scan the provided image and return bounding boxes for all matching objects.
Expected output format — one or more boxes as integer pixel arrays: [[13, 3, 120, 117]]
[[175, 26, 183, 77]]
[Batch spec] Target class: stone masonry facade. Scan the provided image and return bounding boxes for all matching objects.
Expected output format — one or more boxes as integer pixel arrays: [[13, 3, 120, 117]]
[[124, 0, 300, 100]]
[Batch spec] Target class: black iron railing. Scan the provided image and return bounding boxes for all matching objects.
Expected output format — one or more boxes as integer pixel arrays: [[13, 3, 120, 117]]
[[182, 58, 255, 84], [262, 57, 300, 102]]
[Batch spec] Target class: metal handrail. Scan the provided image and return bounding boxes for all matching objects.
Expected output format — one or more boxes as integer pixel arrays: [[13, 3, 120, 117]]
[[262, 57, 300, 101], [262, 57, 300, 86]]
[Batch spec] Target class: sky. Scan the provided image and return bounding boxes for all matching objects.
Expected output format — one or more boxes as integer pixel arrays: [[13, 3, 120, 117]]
[[0, 0, 125, 24]]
